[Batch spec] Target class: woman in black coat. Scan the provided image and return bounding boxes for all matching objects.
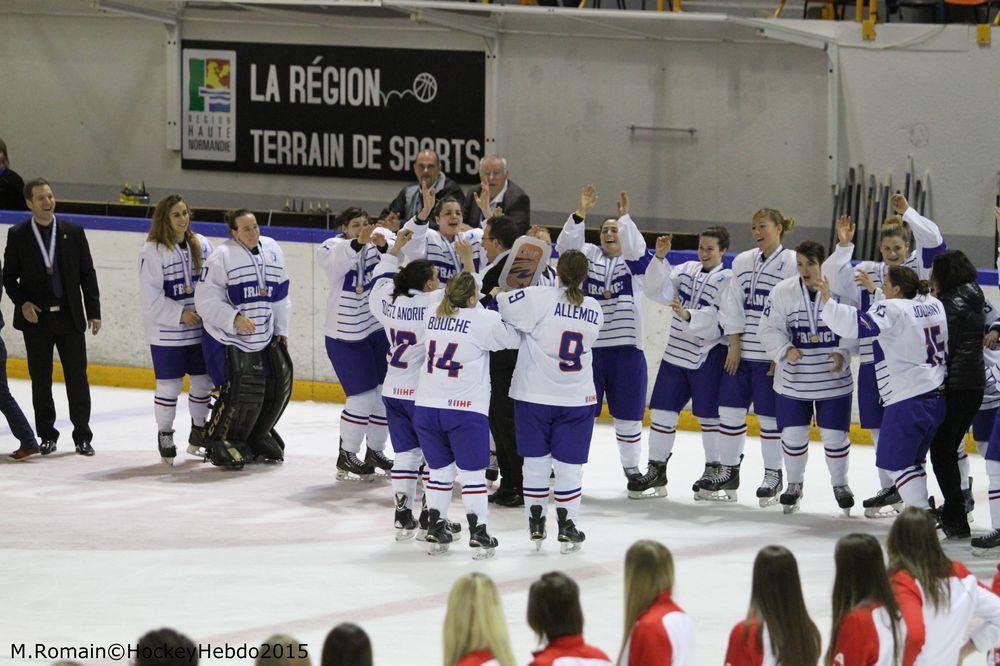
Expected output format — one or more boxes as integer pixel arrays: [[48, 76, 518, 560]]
[[929, 250, 985, 538]]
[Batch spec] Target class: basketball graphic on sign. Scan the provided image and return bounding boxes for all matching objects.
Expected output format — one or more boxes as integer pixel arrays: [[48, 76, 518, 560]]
[[412, 73, 438, 103]]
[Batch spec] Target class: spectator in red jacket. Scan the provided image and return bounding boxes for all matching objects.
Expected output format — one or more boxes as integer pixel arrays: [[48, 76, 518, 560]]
[[826, 533, 903, 666], [443, 572, 516, 666], [526, 572, 610, 666]]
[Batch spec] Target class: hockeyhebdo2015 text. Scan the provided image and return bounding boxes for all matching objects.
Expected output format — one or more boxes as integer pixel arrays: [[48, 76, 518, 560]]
[[11, 641, 309, 661]]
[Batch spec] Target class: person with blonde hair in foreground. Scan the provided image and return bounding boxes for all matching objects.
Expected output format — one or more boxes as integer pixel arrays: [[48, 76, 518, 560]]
[[443, 572, 516, 666], [255, 634, 311, 666]]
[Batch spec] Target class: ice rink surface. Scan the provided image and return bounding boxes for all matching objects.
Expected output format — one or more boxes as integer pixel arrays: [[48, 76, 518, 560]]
[[2, 380, 999, 665]]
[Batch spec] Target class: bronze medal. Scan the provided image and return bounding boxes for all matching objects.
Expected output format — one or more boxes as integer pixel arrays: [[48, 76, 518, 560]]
[[602, 289, 612, 299], [185, 285, 194, 295], [810, 334, 820, 343], [261, 287, 270, 298], [355, 284, 364, 294]]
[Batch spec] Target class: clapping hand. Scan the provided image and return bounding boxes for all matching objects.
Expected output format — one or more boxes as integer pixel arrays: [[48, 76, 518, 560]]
[[836, 215, 855, 246], [577, 184, 598, 218], [655, 234, 673, 259], [419, 184, 436, 220], [617, 191, 630, 217], [390, 228, 413, 256]]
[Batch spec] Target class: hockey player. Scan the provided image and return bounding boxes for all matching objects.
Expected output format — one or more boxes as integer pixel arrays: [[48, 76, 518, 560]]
[[495, 249, 603, 554], [822, 196, 945, 516], [555, 185, 653, 490], [414, 271, 520, 559], [758, 240, 855, 515], [401, 185, 483, 285], [317, 207, 394, 480], [368, 229, 475, 541], [820, 267, 947, 510], [195, 209, 292, 469], [635, 227, 733, 499], [702, 209, 798, 502], [138, 194, 214, 464]]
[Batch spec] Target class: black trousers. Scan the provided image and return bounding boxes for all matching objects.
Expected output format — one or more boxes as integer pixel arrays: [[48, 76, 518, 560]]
[[22, 309, 92, 445], [930, 387, 983, 530], [489, 363, 522, 491]]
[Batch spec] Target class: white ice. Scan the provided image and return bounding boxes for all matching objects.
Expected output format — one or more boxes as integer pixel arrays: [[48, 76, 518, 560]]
[[1, 380, 997, 665]]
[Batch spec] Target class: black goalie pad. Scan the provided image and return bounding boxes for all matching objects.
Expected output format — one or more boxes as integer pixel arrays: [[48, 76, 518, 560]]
[[246, 339, 294, 461], [205, 346, 266, 467]]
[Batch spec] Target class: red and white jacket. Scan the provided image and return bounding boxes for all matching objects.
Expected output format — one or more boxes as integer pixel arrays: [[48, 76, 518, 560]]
[[529, 634, 612, 666], [892, 561, 1000, 666], [988, 565, 1000, 666], [456, 650, 498, 666], [621, 591, 694, 665], [724, 620, 774, 666], [830, 602, 902, 666]]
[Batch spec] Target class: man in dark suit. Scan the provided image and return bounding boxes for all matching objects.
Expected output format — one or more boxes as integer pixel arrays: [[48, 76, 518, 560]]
[[3, 178, 101, 455], [463, 155, 530, 234], [0, 139, 27, 212], [381, 149, 464, 223]]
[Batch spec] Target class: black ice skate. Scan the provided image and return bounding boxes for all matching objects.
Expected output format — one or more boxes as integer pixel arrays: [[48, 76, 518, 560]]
[[692, 462, 721, 498], [394, 493, 418, 542], [623, 466, 642, 494], [697, 457, 741, 502], [336, 447, 375, 482], [528, 504, 547, 551], [863, 485, 903, 518], [486, 452, 499, 485], [972, 528, 1000, 557], [756, 469, 783, 508], [556, 507, 585, 554], [365, 448, 393, 478], [425, 509, 454, 555], [833, 485, 855, 517], [780, 482, 803, 514], [628, 456, 669, 500], [417, 497, 462, 543], [467, 513, 498, 560], [187, 423, 208, 458], [964, 477, 975, 522], [158, 430, 176, 466]]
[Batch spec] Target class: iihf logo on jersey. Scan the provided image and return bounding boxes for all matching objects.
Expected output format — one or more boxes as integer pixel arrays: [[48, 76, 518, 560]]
[[448, 399, 472, 408]]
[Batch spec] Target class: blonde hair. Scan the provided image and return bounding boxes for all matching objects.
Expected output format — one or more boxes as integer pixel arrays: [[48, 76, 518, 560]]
[[557, 250, 589, 307], [148, 194, 203, 273], [255, 634, 312, 666], [436, 271, 478, 318], [442, 573, 516, 666], [618, 540, 675, 664], [880, 216, 913, 248], [753, 208, 796, 238]]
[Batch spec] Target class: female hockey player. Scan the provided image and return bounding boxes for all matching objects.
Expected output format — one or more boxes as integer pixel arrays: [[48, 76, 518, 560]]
[[442, 573, 516, 666], [401, 186, 484, 285], [526, 572, 611, 666], [138, 194, 214, 464]]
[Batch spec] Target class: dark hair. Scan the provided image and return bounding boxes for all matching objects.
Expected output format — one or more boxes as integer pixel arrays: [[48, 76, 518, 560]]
[[886, 265, 930, 299], [795, 240, 826, 265], [826, 534, 901, 666], [135, 628, 198, 666], [392, 259, 436, 301], [321, 623, 372, 666], [223, 208, 254, 231], [887, 507, 953, 610], [557, 250, 589, 307], [930, 250, 978, 295], [148, 194, 203, 273], [527, 572, 584, 643], [23, 177, 51, 201], [334, 206, 369, 229], [487, 216, 519, 251], [432, 195, 464, 221], [700, 225, 730, 251], [0, 138, 8, 169]]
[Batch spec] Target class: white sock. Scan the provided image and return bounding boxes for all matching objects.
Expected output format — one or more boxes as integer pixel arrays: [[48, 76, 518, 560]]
[[366, 386, 389, 452], [648, 409, 678, 462], [340, 390, 376, 453], [425, 463, 457, 519], [988, 460, 1000, 530], [391, 449, 423, 511], [700, 417, 721, 463], [457, 467, 489, 525], [523, 455, 553, 519], [822, 429, 850, 486], [553, 459, 584, 522], [781, 426, 811, 484], [615, 419, 643, 469], [187, 374, 213, 427], [958, 437, 970, 491], [893, 466, 930, 509], [871, 429, 893, 489], [718, 406, 748, 466], [154, 378, 183, 431], [758, 416, 783, 471]]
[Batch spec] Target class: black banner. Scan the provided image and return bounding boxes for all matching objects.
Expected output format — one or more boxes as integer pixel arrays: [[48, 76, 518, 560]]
[[181, 40, 485, 183]]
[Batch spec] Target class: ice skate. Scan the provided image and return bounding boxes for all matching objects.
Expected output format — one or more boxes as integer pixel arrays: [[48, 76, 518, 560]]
[[697, 457, 741, 502], [486, 452, 499, 486], [623, 466, 642, 494], [862, 485, 903, 518], [467, 513, 498, 560], [755, 469, 783, 508], [692, 462, 721, 498], [417, 498, 462, 542], [628, 457, 668, 500], [365, 448, 393, 478], [528, 504, 546, 551], [394, 493, 418, 542], [556, 507, 585, 554], [336, 447, 375, 482], [833, 485, 855, 517], [424, 509, 453, 555], [780, 482, 803, 514], [186, 423, 208, 458], [964, 477, 975, 522], [157, 430, 176, 466], [972, 528, 1000, 557]]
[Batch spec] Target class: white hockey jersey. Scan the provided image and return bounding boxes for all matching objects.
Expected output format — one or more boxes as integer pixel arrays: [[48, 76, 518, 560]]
[[316, 229, 393, 341], [195, 236, 291, 353], [400, 218, 483, 284], [719, 246, 799, 363], [821, 294, 947, 406], [555, 213, 652, 349], [496, 286, 604, 407], [759, 276, 854, 400], [643, 258, 732, 370], [414, 299, 521, 415], [138, 234, 213, 347]]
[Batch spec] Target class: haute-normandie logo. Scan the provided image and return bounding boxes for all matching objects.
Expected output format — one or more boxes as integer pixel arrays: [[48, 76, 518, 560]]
[[182, 48, 236, 162], [189, 57, 232, 112]]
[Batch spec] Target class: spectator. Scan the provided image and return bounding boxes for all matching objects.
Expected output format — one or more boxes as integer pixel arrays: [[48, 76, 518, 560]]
[[382, 149, 464, 222], [526, 572, 610, 666], [463, 156, 530, 234], [322, 623, 372, 666], [135, 628, 198, 666], [256, 634, 311, 666], [443, 572, 516, 666], [0, 139, 27, 211]]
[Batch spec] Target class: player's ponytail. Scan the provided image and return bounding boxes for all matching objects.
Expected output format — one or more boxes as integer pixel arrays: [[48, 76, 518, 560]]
[[436, 271, 477, 318], [880, 216, 912, 249], [887, 265, 925, 299], [753, 208, 795, 237], [618, 540, 675, 664], [557, 250, 588, 307], [392, 260, 435, 302]]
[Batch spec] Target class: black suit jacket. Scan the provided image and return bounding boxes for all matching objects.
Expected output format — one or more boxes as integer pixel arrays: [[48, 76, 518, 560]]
[[0, 168, 27, 212], [381, 177, 465, 220], [3, 218, 101, 333], [480, 253, 519, 373], [463, 180, 530, 234]]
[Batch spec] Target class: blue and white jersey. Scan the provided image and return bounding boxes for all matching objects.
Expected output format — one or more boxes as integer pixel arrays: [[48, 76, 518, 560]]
[[644, 257, 732, 370], [555, 213, 652, 349], [719, 246, 799, 363], [982, 347, 1000, 412], [195, 236, 291, 353], [138, 234, 213, 347], [821, 294, 947, 406], [759, 276, 854, 401], [317, 229, 393, 342], [399, 218, 483, 284]]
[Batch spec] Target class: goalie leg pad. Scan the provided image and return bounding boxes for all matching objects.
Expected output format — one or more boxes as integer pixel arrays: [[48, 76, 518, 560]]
[[246, 339, 294, 461], [205, 346, 266, 467]]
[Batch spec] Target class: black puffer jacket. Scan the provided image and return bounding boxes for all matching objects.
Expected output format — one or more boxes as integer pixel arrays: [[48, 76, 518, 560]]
[[940, 282, 985, 391]]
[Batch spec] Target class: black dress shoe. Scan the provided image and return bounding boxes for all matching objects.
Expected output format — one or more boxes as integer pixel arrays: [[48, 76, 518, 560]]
[[39, 439, 57, 455], [488, 488, 525, 508], [75, 441, 95, 456]]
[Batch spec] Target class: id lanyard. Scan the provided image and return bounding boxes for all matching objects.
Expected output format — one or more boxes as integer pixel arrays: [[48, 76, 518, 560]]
[[175, 244, 194, 294], [32, 219, 57, 275], [748, 245, 784, 306], [239, 242, 269, 297], [800, 279, 822, 343]]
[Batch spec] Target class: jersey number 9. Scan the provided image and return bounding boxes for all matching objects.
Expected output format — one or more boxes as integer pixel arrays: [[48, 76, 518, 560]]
[[558, 331, 584, 372]]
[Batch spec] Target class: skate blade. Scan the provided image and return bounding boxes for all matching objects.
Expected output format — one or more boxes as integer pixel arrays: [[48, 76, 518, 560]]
[[161, 457, 175, 466], [841, 507, 852, 518], [863, 504, 903, 519], [426, 542, 450, 555], [531, 536, 545, 551], [415, 529, 428, 542], [373, 468, 392, 479], [186, 445, 206, 457], [559, 541, 582, 555], [757, 496, 780, 508], [782, 502, 800, 515], [336, 469, 376, 482], [472, 546, 496, 560], [395, 529, 417, 542], [627, 487, 668, 500], [697, 489, 737, 502]]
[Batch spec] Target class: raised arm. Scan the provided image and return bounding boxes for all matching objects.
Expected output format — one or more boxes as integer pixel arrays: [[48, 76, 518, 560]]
[[555, 184, 597, 255], [894, 193, 945, 267], [615, 191, 646, 261], [823, 215, 860, 303], [642, 235, 678, 305]]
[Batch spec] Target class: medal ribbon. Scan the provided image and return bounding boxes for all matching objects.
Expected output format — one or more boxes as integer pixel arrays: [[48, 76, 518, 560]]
[[604, 257, 619, 297], [748, 245, 784, 305], [175, 244, 193, 293], [32, 219, 57, 274], [239, 242, 268, 296], [687, 264, 721, 309], [800, 279, 822, 342]]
